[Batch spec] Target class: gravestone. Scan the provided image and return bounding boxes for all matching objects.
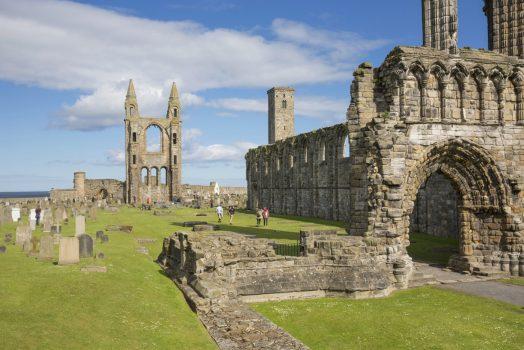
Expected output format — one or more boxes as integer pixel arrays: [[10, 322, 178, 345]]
[[11, 207, 20, 222], [29, 219, 36, 231], [39, 235, 54, 260], [0, 246, 6, 254], [4, 233, 12, 244], [15, 225, 31, 247], [101, 235, 109, 243], [29, 236, 40, 255], [78, 234, 93, 258], [22, 239, 31, 253], [97, 252, 105, 259], [43, 214, 52, 233], [75, 215, 85, 237], [58, 237, 79, 265], [96, 231, 104, 239], [51, 225, 61, 234]]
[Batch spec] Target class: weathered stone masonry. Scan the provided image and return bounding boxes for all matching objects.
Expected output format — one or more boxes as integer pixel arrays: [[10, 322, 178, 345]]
[[247, 45, 524, 275]]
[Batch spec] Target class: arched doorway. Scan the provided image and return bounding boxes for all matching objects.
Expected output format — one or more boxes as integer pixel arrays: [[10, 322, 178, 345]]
[[98, 188, 109, 200], [401, 139, 512, 273], [408, 171, 460, 265]]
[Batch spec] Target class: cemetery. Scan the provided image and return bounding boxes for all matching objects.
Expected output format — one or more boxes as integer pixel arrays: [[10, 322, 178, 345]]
[[0, 0, 523, 349]]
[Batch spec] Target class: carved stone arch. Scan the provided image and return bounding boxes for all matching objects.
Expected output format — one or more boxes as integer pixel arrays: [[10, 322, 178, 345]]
[[403, 139, 510, 214], [401, 139, 512, 265], [470, 65, 487, 85], [489, 67, 508, 123], [507, 70, 524, 123]]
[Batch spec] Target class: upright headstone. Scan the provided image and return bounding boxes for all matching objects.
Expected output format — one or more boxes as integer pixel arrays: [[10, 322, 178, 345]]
[[101, 235, 109, 243], [15, 225, 31, 247], [58, 237, 79, 265], [29, 236, 40, 255], [78, 234, 93, 258], [0, 246, 6, 254], [75, 215, 85, 237], [11, 207, 21, 222], [88, 206, 97, 220], [51, 225, 61, 234], [96, 231, 104, 239], [39, 234, 54, 260], [43, 214, 52, 233]]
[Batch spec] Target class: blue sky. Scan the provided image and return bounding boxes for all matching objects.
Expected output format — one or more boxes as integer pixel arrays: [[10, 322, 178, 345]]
[[0, 0, 488, 191]]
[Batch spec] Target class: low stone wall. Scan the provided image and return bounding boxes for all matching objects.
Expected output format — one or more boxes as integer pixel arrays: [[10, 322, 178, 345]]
[[158, 230, 413, 306]]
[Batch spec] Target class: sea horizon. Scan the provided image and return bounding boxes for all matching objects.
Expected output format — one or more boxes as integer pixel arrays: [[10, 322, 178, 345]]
[[0, 191, 50, 199]]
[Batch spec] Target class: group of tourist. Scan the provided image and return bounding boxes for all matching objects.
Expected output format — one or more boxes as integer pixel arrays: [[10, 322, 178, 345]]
[[215, 205, 270, 226]]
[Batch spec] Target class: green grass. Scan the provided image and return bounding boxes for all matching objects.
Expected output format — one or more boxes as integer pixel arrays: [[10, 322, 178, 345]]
[[0, 206, 344, 349], [498, 277, 524, 287], [252, 286, 524, 350], [407, 232, 459, 265]]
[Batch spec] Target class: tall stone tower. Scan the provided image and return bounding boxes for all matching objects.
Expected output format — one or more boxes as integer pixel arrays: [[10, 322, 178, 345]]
[[484, 0, 524, 59], [268, 87, 295, 144], [124, 80, 182, 204], [422, 0, 459, 53]]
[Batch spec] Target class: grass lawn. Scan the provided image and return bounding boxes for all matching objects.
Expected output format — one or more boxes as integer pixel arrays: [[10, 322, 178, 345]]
[[252, 286, 524, 350], [407, 232, 459, 265], [0, 206, 344, 349], [498, 277, 524, 287]]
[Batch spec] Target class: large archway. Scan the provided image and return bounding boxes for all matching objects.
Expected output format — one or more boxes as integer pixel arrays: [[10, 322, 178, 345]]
[[402, 139, 512, 272], [408, 171, 460, 265]]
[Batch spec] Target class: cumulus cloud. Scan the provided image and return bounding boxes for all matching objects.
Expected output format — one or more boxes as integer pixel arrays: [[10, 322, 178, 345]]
[[104, 149, 126, 166], [182, 128, 256, 163], [0, 0, 386, 130]]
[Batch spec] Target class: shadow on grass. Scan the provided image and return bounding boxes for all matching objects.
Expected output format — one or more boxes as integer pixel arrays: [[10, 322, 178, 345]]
[[237, 209, 348, 229], [169, 221, 300, 241], [407, 232, 459, 266]]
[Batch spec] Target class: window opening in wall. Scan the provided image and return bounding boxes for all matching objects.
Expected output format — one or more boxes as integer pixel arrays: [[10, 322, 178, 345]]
[[290, 155, 294, 168], [151, 168, 158, 186], [132, 155, 136, 164], [265, 161, 269, 175], [173, 133, 177, 144], [304, 147, 308, 163], [321, 143, 326, 161], [174, 155, 178, 164], [282, 100, 287, 109], [343, 136, 350, 158], [173, 108, 178, 118], [132, 132, 137, 142], [146, 125, 162, 152], [277, 157, 280, 171], [160, 167, 168, 185], [141, 168, 148, 185]]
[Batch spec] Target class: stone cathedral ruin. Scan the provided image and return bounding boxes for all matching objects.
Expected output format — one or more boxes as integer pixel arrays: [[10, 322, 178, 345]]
[[158, 2, 524, 323]]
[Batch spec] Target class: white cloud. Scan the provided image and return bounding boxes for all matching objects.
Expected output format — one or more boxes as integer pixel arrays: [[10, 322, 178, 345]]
[[204, 95, 348, 121], [182, 128, 256, 163], [0, 0, 386, 130], [105, 149, 125, 165]]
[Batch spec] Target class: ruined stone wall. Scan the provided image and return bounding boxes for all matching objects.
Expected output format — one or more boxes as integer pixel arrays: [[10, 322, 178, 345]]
[[247, 46, 524, 274], [484, 0, 524, 59], [84, 179, 125, 202], [410, 171, 459, 238], [179, 184, 247, 208], [50, 173, 124, 203], [158, 230, 412, 303], [246, 123, 351, 221]]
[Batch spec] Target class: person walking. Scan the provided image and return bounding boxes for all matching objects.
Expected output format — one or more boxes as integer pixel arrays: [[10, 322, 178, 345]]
[[228, 206, 235, 225], [216, 205, 223, 223], [262, 207, 269, 226], [35, 207, 42, 226], [256, 208, 263, 226]]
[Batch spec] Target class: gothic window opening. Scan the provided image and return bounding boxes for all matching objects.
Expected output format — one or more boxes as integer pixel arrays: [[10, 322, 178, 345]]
[[132, 132, 137, 142], [173, 133, 177, 145], [282, 100, 287, 109], [132, 155, 136, 164], [151, 167, 158, 186], [146, 125, 162, 152], [343, 135, 350, 158], [173, 155, 178, 164], [160, 167, 168, 185], [141, 168, 149, 185]]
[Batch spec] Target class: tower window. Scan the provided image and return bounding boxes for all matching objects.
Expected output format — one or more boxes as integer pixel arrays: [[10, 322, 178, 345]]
[[132, 132, 137, 142], [173, 133, 177, 144], [289, 155, 294, 168], [132, 155, 136, 164], [174, 155, 177, 164], [282, 100, 287, 109]]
